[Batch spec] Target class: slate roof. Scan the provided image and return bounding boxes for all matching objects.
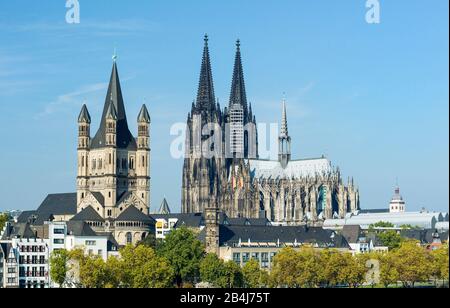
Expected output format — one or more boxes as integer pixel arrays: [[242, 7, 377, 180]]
[[150, 213, 204, 228], [91, 192, 105, 206], [116, 206, 155, 223], [157, 198, 171, 215], [341, 225, 364, 243], [16, 211, 37, 224], [1, 223, 36, 240], [78, 104, 91, 123], [199, 225, 349, 249], [32, 193, 78, 225], [137, 104, 151, 123], [90, 62, 137, 151], [400, 229, 437, 244], [70, 206, 104, 222], [66, 221, 97, 237]]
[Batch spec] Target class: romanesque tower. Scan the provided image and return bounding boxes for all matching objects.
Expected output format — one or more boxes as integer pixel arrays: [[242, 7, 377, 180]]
[[76, 56, 151, 219]]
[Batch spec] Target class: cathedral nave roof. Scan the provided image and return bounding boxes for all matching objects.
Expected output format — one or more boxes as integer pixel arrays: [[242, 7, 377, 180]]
[[248, 157, 332, 181]]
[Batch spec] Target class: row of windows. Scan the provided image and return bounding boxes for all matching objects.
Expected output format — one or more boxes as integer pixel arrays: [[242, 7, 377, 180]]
[[19, 246, 46, 253], [19, 256, 46, 265], [232, 252, 277, 269]]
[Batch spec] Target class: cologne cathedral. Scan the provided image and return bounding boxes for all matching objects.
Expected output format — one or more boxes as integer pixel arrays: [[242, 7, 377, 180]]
[[182, 36, 360, 225]]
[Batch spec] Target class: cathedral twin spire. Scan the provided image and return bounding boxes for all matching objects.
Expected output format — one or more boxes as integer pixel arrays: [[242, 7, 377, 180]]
[[196, 35, 216, 113]]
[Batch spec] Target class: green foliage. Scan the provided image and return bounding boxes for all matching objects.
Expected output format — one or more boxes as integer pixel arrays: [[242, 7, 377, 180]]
[[137, 233, 162, 250], [120, 245, 174, 288], [0, 213, 9, 231], [200, 254, 243, 288], [49, 249, 70, 287], [158, 227, 205, 286], [431, 245, 449, 283], [242, 259, 269, 288], [392, 240, 431, 288], [377, 230, 403, 250], [369, 221, 395, 231]]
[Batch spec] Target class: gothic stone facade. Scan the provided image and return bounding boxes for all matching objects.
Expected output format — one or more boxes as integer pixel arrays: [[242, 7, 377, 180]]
[[182, 37, 360, 225]]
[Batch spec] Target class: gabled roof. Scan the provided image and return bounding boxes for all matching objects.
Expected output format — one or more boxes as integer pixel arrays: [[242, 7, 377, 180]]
[[66, 221, 97, 237], [116, 206, 154, 223], [32, 193, 77, 225], [70, 206, 105, 222], [90, 61, 137, 150]]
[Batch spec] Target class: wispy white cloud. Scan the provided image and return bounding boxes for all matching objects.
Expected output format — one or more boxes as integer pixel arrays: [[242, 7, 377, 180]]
[[35, 82, 108, 119], [34, 75, 137, 119]]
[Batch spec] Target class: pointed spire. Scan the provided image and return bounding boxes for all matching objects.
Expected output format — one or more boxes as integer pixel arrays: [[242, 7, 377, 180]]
[[196, 34, 216, 112], [78, 104, 91, 123], [158, 198, 171, 215], [91, 59, 136, 149], [229, 39, 248, 117], [280, 96, 289, 137], [137, 104, 151, 123]]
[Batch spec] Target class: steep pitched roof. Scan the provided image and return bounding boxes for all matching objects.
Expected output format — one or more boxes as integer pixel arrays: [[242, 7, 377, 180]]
[[16, 211, 37, 224], [70, 206, 104, 222], [90, 61, 137, 150], [157, 198, 171, 215], [116, 206, 154, 223], [78, 104, 91, 123], [66, 221, 97, 236], [342, 225, 363, 243], [32, 193, 77, 225], [91, 192, 105, 206], [137, 104, 151, 123]]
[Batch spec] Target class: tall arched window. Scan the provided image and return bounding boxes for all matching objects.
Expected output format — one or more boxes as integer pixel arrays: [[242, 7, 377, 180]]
[[126, 232, 132, 245]]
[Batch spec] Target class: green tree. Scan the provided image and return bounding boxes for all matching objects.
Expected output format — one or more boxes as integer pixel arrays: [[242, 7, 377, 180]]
[[270, 247, 300, 288], [49, 249, 70, 287], [379, 252, 399, 288], [200, 253, 226, 287], [430, 245, 449, 286], [158, 227, 204, 287], [0, 213, 9, 230], [393, 241, 430, 288], [220, 261, 243, 288], [378, 230, 402, 250], [340, 253, 367, 288], [242, 259, 268, 288], [295, 247, 321, 288], [369, 221, 395, 230], [79, 256, 108, 288], [137, 233, 162, 250], [120, 245, 174, 288]]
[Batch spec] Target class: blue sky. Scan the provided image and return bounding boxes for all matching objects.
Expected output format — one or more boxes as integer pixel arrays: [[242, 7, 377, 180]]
[[0, 0, 448, 213]]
